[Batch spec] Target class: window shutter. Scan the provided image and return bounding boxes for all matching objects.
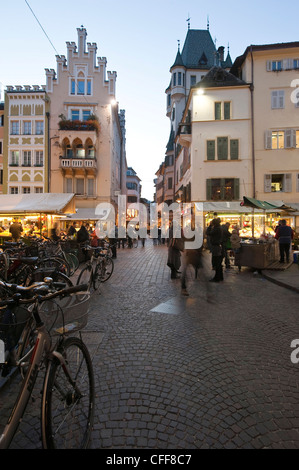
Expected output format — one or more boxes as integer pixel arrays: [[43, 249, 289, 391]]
[[285, 129, 292, 148], [264, 174, 271, 192], [217, 137, 228, 160], [266, 60, 272, 71], [215, 102, 221, 120], [297, 174, 299, 192], [265, 130, 272, 149], [230, 139, 239, 160], [207, 140, 215, 160], [279, 90, 285, 108], [284, 174, 292, 192], [234, 179, 240, 200], [271, 91, 278, 108], [206, 179, 212, 200], [224, 102, 231, 120], [291, 129, 296, 147]]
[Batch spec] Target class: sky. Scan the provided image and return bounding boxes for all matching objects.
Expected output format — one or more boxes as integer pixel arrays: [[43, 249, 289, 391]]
[[1, 0, 299, 200]]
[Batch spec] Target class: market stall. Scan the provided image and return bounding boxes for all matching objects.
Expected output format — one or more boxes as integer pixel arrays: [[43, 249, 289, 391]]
[[0, 193, 75, 242]]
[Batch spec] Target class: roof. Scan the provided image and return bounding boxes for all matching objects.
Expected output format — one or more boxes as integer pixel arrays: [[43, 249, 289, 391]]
[[231, 42, 299, 75], [180, 29, 216, 69], [195, 66, 247, 88], [0, 193, 75, 214]]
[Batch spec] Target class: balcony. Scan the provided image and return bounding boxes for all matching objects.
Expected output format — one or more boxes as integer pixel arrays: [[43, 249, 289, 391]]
[[178, 122, 192, 147], [58, 119, 100, 135], [59, 156, 97, 174]]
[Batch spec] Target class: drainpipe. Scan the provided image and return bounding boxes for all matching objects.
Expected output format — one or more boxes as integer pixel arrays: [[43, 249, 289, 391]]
[[46, 112, 50, 192], [250, 46, 256, 198]]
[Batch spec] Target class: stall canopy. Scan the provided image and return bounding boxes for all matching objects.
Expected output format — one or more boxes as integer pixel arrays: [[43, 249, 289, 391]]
[[0, 193, 75, 214], [241, 197, 296, 212], [196, 201, 263, 213]]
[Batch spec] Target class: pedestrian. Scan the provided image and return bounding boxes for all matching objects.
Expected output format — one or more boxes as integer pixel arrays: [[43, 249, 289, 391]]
[[209, 218, 223, 282], [230, 228, 241, 269], [181, 245, 203, 296], [50, 222, 60, 241], [275, 219, 294, 263], [221, 222, 231, 269], [67, 222, 77, 238], [167, 222, 182, 279], [9, 219, 23, 242], [77, 223, 90, 260]]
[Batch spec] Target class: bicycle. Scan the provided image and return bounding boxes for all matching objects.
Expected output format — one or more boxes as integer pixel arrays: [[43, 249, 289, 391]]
[[76, 246, 114, 292], [0, 282, 95, 449]]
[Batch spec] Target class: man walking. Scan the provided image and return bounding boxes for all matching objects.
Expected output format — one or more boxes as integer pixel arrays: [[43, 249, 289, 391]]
[[276, 219, 293, 263]]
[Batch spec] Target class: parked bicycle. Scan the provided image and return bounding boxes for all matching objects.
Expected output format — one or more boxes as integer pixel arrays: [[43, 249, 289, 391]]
[[76, 245, 114, 292], [0, 281, 94, 449]]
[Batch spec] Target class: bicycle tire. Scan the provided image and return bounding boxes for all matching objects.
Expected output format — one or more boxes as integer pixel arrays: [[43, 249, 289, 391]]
[[98, 256, 114, 283], [64, 252, 76, 276], [41, 337, 95, 449], [37, 257, 71, 277], [68, 252, 79, 272], [76, 265, 93, 291]]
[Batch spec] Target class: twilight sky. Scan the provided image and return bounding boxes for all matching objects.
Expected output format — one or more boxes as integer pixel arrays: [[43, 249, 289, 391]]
[[1, 0, 298, 200]]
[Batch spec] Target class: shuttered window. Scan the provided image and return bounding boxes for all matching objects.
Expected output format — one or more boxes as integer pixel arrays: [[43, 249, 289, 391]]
[[215, 102, 221, 120], [224, 102, 231, 120], [207, 140, 215, 160], [206, 178, 240, 200], [230, 140, 239, 160], [217, 137, 228, 160]]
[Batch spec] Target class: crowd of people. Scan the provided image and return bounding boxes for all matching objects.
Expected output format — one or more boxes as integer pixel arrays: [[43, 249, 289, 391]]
[[167, 217, 294, 296]]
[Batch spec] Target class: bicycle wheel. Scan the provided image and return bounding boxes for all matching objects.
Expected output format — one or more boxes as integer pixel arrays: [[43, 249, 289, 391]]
[[97, 256, 114, 283], [68, 252, 79, 272], [37, 257, 71, 277], [41, 337, 95, 449], [76, 265, 93, 291]]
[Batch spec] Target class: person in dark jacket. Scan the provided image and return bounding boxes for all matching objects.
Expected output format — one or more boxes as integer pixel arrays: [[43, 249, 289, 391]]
[[9, 220, 23, 242], [276, 219, 294, 263], [221, 222, 231, 269], [209, 218, 223, 282], [77, 224, 90, 260]]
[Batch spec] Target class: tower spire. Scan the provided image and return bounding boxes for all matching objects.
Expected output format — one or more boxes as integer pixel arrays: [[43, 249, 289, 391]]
[[207, 15, 209, 31], [186, 14, 190, 30]]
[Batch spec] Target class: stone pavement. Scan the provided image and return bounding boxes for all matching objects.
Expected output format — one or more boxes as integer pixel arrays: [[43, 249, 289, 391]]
[[1, 241, 299, 449]]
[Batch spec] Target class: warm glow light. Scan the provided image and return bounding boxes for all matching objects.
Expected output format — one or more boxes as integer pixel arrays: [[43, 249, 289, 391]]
[[111, 99, 117, 106], [197, 88, 204, 95]]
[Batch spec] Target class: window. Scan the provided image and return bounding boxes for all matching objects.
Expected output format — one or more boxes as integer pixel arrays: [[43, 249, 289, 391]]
[[0, 141, 2, 155], [297, 130, 299, 148], [10, 187, 19, 194], [294, 59, 299, 69], [173, 73, 176, 86], [0, 170, 3, 185], [65, 178, 73, 193], [272, 131, 285, 149], [11, 151, 19, 166], [35, 121, 44, 135], [206, 178, 240, 201], [190, 75, 196, 86], [207, 140, 215, 160], [271, 60, 282, 71], [168, 177, 173, 190], [126, 182, 137, 190], [23, 151, 31, 166], [71, 110, 80, 121], [224, 102, 231, 120], [22, 187, 30, 194], [87, 80, 92, 95], [87, 146, 95, 158], [230, 140, 239, 160], [271, 90, 285, 109], [35, 151, 44, 166], [264, 174, 292, 193], [215, 102, 221, 120], [23, 121, 31, 135], [87, 179, 95, 196], [178, 72, 182, 86], [11, 121, 19, 135], [76, 146, 85, 158], [82, 110, 91, 121], [217, 137, 228, 160], [76, 178, 84, 194], [71, 80, 76, 95], [35, 187, 43, 193], [77, 80, 85, 95]]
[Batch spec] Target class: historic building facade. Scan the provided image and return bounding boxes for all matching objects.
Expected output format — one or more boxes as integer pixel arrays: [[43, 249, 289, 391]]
[[45, 27, 127, 214], [3, 86, 48, 195]]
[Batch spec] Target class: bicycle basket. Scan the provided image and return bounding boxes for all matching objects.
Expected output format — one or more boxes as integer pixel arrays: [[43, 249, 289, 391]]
[[38, 291, 90, 336], [0, 305, 31, 352]]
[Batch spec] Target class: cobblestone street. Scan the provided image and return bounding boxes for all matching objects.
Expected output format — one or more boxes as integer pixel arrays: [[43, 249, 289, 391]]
[[1, 241, 299, 449]]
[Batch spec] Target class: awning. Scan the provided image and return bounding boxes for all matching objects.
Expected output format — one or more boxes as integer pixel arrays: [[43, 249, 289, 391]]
[[241, 197, 278, 210], [65, 206, 113, 221], [195, 201, 263, 213], [0, 193, 75, 215]]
